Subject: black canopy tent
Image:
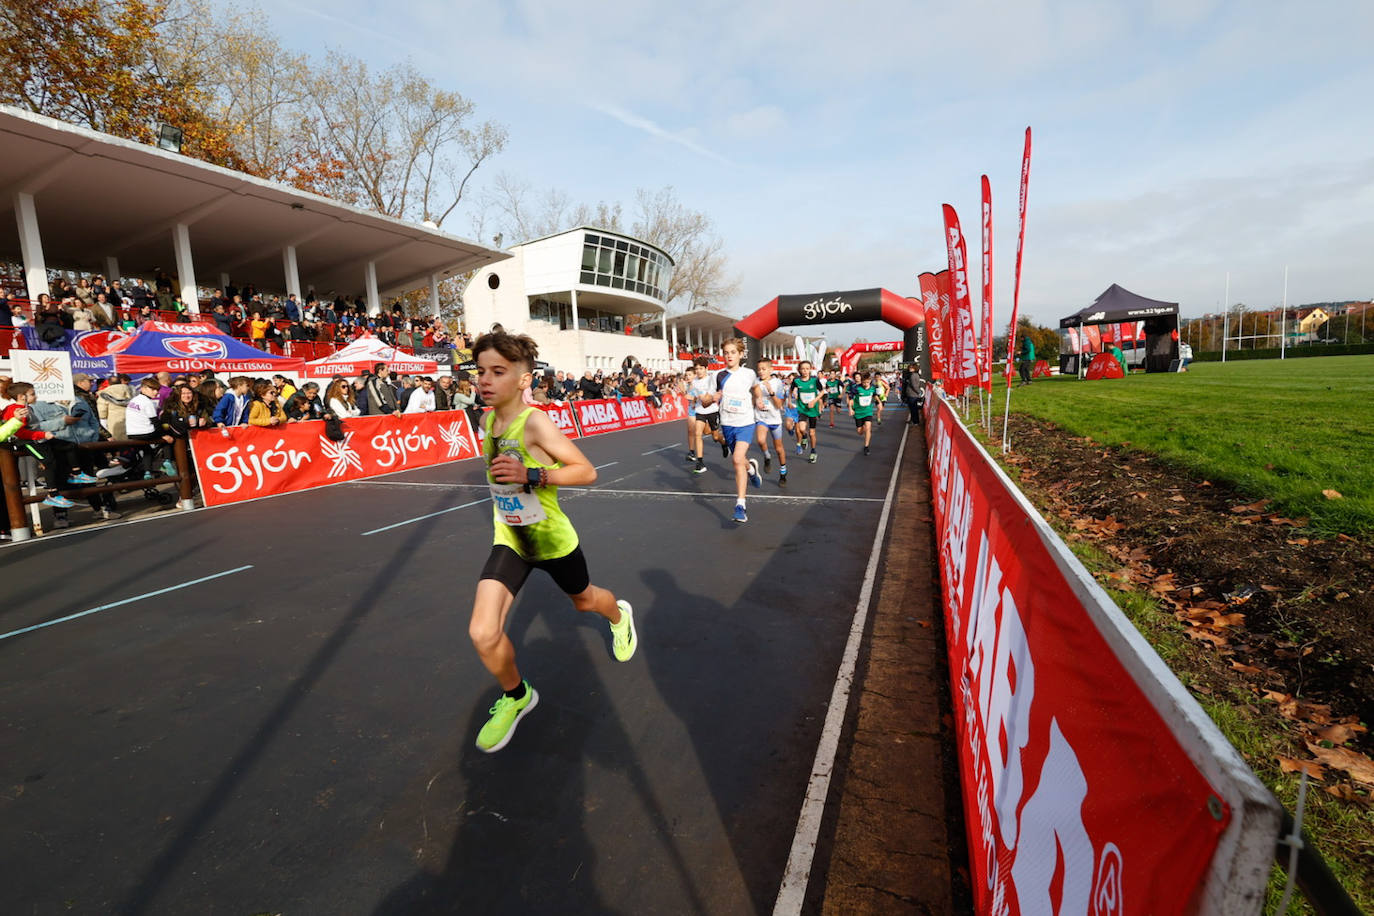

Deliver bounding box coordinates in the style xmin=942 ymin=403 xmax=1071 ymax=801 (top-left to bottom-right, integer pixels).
xmin=1059 ymin=284 xmax=1180 ymax=374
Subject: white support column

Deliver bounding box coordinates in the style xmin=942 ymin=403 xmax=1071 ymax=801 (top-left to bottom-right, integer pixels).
xmin=219 ymin=272 xmax=230 ymax=291
xmin=671 ymin=322 xmax=678 ymax=357
xmin=282 ymin=245 xmax=301 ymax=299
xmin=660 ymin=311 xmax=667 ymax=349
xmin=430 ymin=273 xmax=441 ymax=318
xmin=570 ymin=288 xmax=580 ymax=332
xmin=14 ymin=192 xmax=49 ymax=300
xmin=105 ymin=257 xmax=121 ymax=284
xmin=172 ymin=223 xmax=200 ymax=314
xmin=365 ymin=261 xmax=381 ymax=316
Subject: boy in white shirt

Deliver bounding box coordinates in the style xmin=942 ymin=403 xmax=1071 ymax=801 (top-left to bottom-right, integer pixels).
xmin=712 ymin=338 xmax=764 ymax=523
xmin=126 ymin=376 xmax=169 ymax=478
xmin=752 ymin=358 xmax=788 ymax=485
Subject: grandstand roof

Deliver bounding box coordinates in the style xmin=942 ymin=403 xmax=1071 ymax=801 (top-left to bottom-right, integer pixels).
xmin=0 ymin=106 xmax=508 ymax=298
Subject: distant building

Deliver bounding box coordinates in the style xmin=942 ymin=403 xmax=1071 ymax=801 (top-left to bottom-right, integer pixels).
xmin=462 ymin=227 xmax=676 ymax=373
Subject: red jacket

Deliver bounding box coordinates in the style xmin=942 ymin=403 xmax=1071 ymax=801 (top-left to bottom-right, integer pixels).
xmin=1 ymin=402 xmax=45 ymax=440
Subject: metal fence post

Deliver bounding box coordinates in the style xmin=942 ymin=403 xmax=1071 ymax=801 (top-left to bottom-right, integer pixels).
xmin=0 ymin=447 xmax=34 ymax=541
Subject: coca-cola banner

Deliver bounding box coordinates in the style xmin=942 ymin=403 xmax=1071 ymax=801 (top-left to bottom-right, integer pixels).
xmin=924 ymin=393 xmax=1276 ymax=913
xmin=190 ymin=410 xmax=480 ymax=507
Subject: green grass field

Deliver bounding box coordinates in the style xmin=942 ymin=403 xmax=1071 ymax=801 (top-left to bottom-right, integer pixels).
xmin=999 ymin=355 xmax=1374 ymax=537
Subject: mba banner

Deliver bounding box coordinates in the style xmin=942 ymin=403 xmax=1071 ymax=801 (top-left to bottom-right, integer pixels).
xmin=981 ymin=175 xmax=994 ymax=393
xmin=190 ymin=409 xmax=480 ymax=507
xmin=918 ymin=272 xmax=946 ymax=382
xmin=924 ymin=393 xmax=1277 ymax=914
xmin=943 ymin=204 xmax=978 ymax=396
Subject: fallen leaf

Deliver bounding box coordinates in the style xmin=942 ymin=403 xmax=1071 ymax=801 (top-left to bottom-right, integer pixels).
xmin=1268 ymin=517 xmax=1306 ymax=527
xmin=1169 ymin=494 xmax=1186 ymax=502
xmin=1278 ymin=756 xmax=1327 ymax=780
xmin=1198 ymin=481 xmax=1213 ymax=487
xmin=1184 ymin=628 xmax=1228 ymax=647
xmin=1322 ymin=489 xmax=1343 ymax=500
xmin=1231 ymin=499 xmax=1272 ymax=514
xmin=1231 ymin=662 xmax=1264 ymax=675
xmin=1325 ymin=784 xmax=1363 ymax=801
xmin=1306 ymin=743 xmax=1374 ymax=787
xmin=1316 ymin=723 xmax=1367 ymax=745
xmin=1287 ymin=538 xmax=1311 ymax=546
xmin=1335 ymin=592 xmax=1350 ymax=601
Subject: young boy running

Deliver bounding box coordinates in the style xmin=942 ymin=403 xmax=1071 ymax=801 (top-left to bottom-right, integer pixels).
xmin=851 ymin=370 xmax=877 ymax=456
xmin=824 ymin=371 xmax=843 ymax=427
xmin=687 ymin=357 xmax=722 ymax=474
xmin=752 ymin=358 xmax=788 ymax=485
xmin=714 ymin=339 xmax=764 ymax=522
xmin=790 ymin=361 xmax=823 ymax=463
xmin=470 ymin=331 xmax=637 ymax=752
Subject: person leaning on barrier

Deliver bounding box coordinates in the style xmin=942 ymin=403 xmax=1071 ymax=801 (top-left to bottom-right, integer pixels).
xmin=326 ymin=379 xmax=361 ymax=418
xmin=365 ymin=363 xmax=400 ymax=416
xmin=1 ymin=381 xmax=94 ymax=510
xmin=247 ymin=379 xmax=287 ymax=427
xmin=901 ymin=364 xmax=925 ymax=426
xmin=212 ymin=376 xmax=251 ymax=427
xmin=98 ymin=373 xmax=134 ymax=439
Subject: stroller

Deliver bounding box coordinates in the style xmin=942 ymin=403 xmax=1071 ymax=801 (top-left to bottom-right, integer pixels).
xmin=102 ymin=445 xmax=177 ymax=506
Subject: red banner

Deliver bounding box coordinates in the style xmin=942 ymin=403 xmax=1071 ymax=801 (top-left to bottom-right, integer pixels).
xmin=925 ymin=395 xmax=1238 ymax=914
xmin=981 ymin=175 xmax=994 ymax=393
xmin=190 ymin=409 xmax=480 ymax=507
xmin=936 ymin=269 xmax=954 ymax=387
xmin=539 ymin=401 xmax=580 ymax=438
xmin=943 ymin=204 xmax=978 ymax=396
xmin=918 ymin=272 xmax=946 ymax=382
xmin=1006 ymin=126 xmax=1032 ymax=389
xmin=650 ymin=392 xmax=688 ymax=424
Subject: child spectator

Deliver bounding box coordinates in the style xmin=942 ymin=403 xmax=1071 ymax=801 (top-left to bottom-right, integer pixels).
xmin=212 ymin=376 xmax=251 ymax=427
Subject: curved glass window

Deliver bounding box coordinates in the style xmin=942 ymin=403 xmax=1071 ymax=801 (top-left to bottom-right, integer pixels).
xmin=580 ymin=232 xmax=672 ymax=300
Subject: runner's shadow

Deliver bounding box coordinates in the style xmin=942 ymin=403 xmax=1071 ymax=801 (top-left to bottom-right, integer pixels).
xmin=635 ymin=567 xmax=812 ymax=913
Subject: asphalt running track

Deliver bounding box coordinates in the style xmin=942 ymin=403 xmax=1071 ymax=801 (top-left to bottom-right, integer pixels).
xmin=1 ymin=407 xmax=924 ymax=915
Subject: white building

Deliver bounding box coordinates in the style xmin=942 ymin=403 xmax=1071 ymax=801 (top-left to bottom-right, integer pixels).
xmin=462 ymin=227 xmax=677 ymax=373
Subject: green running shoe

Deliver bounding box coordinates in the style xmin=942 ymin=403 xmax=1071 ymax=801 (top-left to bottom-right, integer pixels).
xmin=610 ymin=600 xmax=637 ymax=662
xmin=476 ymin=682 xmax=538 ymax=753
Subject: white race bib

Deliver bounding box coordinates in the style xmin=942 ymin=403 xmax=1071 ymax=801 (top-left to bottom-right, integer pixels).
xmin=725 ymin=395 xmax=748 ymax=413
xmin=490 ymin=483 xmax=547 ymax=526
xmin=858 ymin=395 xmax=872 ymax=407
xmin=800 ymin=391 xmax=816 ymax=404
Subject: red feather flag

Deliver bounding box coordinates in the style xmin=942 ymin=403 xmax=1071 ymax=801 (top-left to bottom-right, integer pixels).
xmin=942 ymin=204 xmax=978 ymax=396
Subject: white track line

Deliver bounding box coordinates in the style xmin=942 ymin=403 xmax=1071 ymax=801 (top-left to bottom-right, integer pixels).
xmin=353 ymin=481 xmax=883 ymax=503
xmin=640 ymin=444 xmax=680 ymax=455
xmin=360 ymin=497 xmax=491 ymax=536
xmin=0 ymin=565 xmax=255 ymax=643
xmin=772 ymin=425 xmax=909 ymax=914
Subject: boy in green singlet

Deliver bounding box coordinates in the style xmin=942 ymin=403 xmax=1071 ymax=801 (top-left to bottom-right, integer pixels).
xmin=824 ymin=371 xmax=843 ymax=427
xmin=469 ymin=331 xmax=637 ymax=753
xmin=789 ymin=360 xmax=823 ymax=463
xmin=851 ymin=370 xmax=877 ymax=456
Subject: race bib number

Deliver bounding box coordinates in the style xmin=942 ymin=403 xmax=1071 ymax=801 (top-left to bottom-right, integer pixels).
xmin=490 ymin=483 xmax=547 ymax=526
xmin=858 ymin=395 xmax=872 ymax=407
xmin=725 ymin=395 xmax=748 ymax=413
xmin=800 ymin=391 xmax=817 ymax=405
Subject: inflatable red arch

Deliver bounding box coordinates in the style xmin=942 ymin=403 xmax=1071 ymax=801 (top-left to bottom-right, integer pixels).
xmin=732 ymin=288 xmax=928 ymax=377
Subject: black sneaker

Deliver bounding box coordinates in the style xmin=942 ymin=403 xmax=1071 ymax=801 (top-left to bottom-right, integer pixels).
xmin=721 ymin=441 xmax=730 ymax=459
xmin=684 ymin=451 xmax=694 ymax=462
xmin=778 ymin=467 xmax=787 ymax=485
xmin=864 ymin=445 xmax=871 ymax=456
xmin=763 ymin=455 xmax=771 ymax=472
xmin=809 ymin=450 xmax=817 ymax=464
xmin=693 ymin=459 xmax=705 ymax=474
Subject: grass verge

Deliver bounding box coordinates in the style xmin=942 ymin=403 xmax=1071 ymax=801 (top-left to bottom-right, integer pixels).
xmin=994 ymin=356 xmax=1374 ymax=537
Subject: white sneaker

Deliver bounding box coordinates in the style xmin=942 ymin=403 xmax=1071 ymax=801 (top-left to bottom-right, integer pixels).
xmin=96 ymin=466 xmax=125 ymax=479
xmin=101 ymin=508 xmax=123 ymax=520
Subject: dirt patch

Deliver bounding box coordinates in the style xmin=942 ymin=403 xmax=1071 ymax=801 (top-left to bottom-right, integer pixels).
xmin=1001 ymin=415 xmax=1374 ymax=779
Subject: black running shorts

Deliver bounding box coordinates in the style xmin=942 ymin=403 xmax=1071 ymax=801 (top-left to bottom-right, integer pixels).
xmin=696 ymin=411 xmax=720 ymax=431
xmin=854 ymin=415 xmax=872 ymax=429
xmin=480 ymin=544 xmax=591 ymax=596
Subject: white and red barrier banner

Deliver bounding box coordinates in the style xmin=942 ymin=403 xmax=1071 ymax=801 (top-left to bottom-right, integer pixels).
xmin=539 ymin=401 xmax=580 ymax=438
xmin=650 ymin=392 xmax=688 ymax=424
xmin=190 ymin=409 xmax=480 ymax=507
xmin=924 ymin=393 xmax=1256 ymax=914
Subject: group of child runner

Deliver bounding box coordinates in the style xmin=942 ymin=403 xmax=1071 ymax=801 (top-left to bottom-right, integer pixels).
xmin=465 ymin=329 xmax=893 ymax=753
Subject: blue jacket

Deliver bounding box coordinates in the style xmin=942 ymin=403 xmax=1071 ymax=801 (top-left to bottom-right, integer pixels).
xmin=57 ymin=394 xmax=104 ymax=443
xmin=212 ymin=392 xmax=249 ymax=426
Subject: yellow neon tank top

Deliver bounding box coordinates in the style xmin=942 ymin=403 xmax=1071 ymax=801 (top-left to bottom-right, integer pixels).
xmin=484 ymin=407 xmax=579 ymax=561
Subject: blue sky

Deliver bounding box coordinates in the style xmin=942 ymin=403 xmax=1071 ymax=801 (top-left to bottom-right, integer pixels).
xmin=260 ymin=0 xmax=1373 ymax=339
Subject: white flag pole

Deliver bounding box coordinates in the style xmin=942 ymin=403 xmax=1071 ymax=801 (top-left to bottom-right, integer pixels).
xmin=1280 ymin=266 xmax=1288 ymax=360
xmin=1221 ymin=272 xmax=1230 ymax=362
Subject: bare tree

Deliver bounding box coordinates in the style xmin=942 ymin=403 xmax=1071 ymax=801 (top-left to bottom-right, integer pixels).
xmin=630 ymin=187 xmax=738 ymax=309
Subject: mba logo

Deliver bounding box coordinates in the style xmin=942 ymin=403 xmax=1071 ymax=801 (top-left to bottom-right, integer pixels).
xmin=623 ymin=399 xmax=649 ymax=418
xmin=581 ymin=402 xmax=619 ymax=424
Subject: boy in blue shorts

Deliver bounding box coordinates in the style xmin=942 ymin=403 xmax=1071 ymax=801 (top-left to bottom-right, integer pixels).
xmin=706 ymin=338 xmax=764 ymax=522
xmin=752 ymin=357 xmax=789 ymax=485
